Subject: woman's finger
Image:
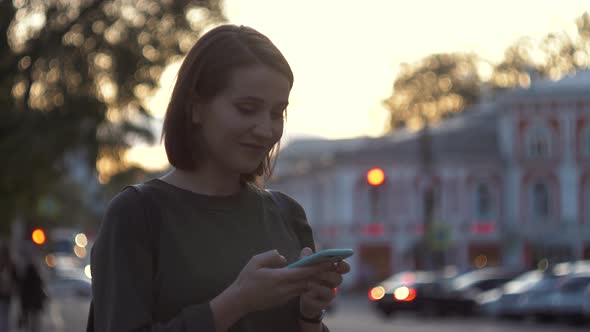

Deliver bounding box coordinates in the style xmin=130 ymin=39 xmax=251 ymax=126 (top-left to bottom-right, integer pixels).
xmin=314 ymin=271 xmax=343 ymax=288
xmin=306 ymin=282 xmax=337 ymax=301
xmin=336 ymin=261 xmax=351 ymax=274
xmin=282 ymin=280 xmax=311 ymax=297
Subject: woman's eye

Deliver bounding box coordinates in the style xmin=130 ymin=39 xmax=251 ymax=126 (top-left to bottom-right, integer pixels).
xmin=237 ymin=105 xmax=257 ymax=114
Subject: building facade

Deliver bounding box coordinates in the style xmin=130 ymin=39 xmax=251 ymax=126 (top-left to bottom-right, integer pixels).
xmin=268 ymin=72 xmax=590 ymax=289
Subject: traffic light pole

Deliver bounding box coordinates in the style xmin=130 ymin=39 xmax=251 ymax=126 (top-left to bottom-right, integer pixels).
xmin=369 ymin=187 xmax=378 ymax=224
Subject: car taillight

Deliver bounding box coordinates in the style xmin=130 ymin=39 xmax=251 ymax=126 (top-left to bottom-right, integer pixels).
xmin=369 ymin=286 xmax=385 ymax=301
xmin=394 ymin=286 xmax=417 ymax=302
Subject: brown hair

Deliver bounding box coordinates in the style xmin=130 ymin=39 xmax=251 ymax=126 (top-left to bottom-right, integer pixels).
xmin=162 ymin=25 xmax=293 ymax=186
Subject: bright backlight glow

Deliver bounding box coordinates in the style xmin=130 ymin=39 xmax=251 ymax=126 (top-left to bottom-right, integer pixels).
xmin=394 ymin=286 xmax=410 ymax=301
xmin=31 ymin=229 xmax=46 ymax=245
xmin=369 ymin=286 xmax=385 ymax=301
xmin=367 ymin=168 xmax=385 ymax=186
xmin=394 ymin=287 xmax=417 ymax=302
xmin=75 ymin=233 xmax=88 ymax=248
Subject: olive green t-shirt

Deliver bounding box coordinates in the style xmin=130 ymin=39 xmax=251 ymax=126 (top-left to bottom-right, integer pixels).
xmin=90 ymin=179 xmax=329 ymax=332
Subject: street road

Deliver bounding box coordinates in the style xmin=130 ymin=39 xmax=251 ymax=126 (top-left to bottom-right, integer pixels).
xmin=324 ymin=293 xmax=588 ymax=332
xmin=32 ymin=288 xmax=588 ymax=332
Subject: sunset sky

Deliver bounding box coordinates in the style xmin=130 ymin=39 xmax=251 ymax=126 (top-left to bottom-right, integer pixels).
xmin=126 ymin=0 xmax=590 ymax=170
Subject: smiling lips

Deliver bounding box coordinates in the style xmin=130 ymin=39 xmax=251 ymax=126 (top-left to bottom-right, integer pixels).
xmin=240 ymin=143 xmax=268 ymax=154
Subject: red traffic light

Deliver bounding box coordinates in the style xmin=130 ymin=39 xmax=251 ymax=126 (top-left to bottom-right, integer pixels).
xmin=367 ymin=168 xmax=385 ymax=186
xmin=31 ymin=228 xmax=46 ymax=245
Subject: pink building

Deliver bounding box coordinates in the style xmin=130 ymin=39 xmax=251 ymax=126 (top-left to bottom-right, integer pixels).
xmin=269 ymin=72 xmax=590 ymax=289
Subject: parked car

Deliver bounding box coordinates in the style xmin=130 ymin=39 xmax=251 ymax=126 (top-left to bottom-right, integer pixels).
xmin=477 ymin=269 xmax=547 ymax=319
xmin=368 ymin=270 xmax=454 ymax=318
xmin=515 ymin=273 xmax=563 ymax=321
xmin=436 ymin=267 xmax=520 ymax=316
xmin=516 ymin=261 xmax=590 ymax=322
xmin=544 ymin=272 xmax=590 ymax=324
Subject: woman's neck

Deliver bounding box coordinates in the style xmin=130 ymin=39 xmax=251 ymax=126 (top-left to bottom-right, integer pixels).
xmin=160 ymin=167 xmax=242 ymax=196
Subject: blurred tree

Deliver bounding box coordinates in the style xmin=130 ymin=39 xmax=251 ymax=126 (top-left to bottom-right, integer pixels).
xmin=540 ymin=13 xmax=590 ymax=79
xmin=384 ymin=12 xmax=590 ymax=133
xmin=382 ymin=53 xmax=482 ymax=132
xmin=490 ymin=12 xmax=590 ymax=91
xmin=0 ymin=0 xmax=225 ymax=233
xmin=489 ymin=37 xmax=542 ymax=92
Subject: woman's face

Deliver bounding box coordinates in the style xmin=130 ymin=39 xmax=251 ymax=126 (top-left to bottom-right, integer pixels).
xmin=193 ymin=64 xmax=290 ymax=176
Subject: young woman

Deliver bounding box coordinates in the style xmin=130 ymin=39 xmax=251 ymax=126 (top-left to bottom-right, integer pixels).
xmin=89 ymin=24 xmax=350 ymax=332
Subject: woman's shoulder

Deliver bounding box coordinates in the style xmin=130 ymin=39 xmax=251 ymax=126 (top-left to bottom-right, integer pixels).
xmin=262 ymin=188 xmax=305 ymax=215
xmin=100 ymin=184 xmax=155 ymax=231
xmin=96 ymin=185 xmax=154 ymax=245
xmin=107 ymin=185 xmax=144 ymax=212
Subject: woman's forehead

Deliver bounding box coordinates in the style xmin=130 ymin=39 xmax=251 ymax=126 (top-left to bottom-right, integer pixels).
xmin=223 ymin=65 xmax=291 ymax=103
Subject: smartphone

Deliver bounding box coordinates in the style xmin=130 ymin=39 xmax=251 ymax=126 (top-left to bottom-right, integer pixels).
xmin=286 ymin=249 xmax=354 ymax=269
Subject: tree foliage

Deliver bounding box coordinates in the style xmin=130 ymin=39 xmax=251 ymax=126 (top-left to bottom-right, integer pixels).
xmin=384 ymin=12 xmax=590 ymax=133
xmin=0 ymin=0 xmax=224 ymax=230
xmin=382 ymin=53 xmax=482 ymax=131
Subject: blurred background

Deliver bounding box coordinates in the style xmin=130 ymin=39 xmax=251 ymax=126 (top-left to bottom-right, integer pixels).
xmin=2 ymin=0 xmax=590 ymax=331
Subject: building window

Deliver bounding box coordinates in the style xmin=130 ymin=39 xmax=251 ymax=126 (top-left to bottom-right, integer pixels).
xmin=531 ymin=182 xmax=550 ymax=220
xmin=474 ymin=184 xmax=493 ymax=220
xmin=526 ymin=125 xmax=552 ymax=158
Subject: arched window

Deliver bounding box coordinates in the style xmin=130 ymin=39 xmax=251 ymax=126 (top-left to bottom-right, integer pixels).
xmin=474 ymin=184 xmax=493 ymax=220
xmin=531 ymin=182 xmax=550 ymax=220
xmin=526 ymin=125 xmax=552 ymax=158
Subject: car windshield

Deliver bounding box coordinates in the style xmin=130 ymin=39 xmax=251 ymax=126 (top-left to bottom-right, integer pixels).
xmin=451 ymin=270 xmax=507 ymax=290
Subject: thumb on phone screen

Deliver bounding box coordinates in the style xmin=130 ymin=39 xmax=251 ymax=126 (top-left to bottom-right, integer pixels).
xmin=299 ymin=247 xmax=313 ymax=259
xmin=255 ymin=249 xmax=287 ymax=268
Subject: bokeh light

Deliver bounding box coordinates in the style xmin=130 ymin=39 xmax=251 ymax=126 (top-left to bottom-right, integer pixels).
xmin=31 ymin=228 xmax=46 ymax=245
xmin=394 ymin=286 xmax=410 ymax=301
xmin=74 ymin=245 xmax=87 ymax=258
xmin=85 ymin=265 xmax=92 ymax=279
xmin=366 ymin=168 xmax=385 ymax=186
xmin=475 ymin=254 xmax=488 ymax=268
xmin=45 ymin=254 xmax=56 ymax=268
xmin=368 ymin=286 xmax=385 ymax=301
xmin=75 ymin=233 xmax=88 ymax=248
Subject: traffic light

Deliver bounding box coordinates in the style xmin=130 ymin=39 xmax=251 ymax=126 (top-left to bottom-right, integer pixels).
xmin=366 ymin=168 xmax=385 ymax=186
xmin=366 ymin=168 xmax=386 ymax=225
xmin=31 ymin=228 xmax=46 ymax=245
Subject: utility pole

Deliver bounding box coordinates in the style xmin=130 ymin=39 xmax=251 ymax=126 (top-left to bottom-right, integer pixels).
xmin=419 ymin=122 xmax=441 ymax=271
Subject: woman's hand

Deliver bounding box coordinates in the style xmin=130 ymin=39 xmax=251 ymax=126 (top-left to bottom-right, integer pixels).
xmin=227 ymin=249 xmax=327 ymax=315
xmin=298 ymin=247 xmax=351 ymax=319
